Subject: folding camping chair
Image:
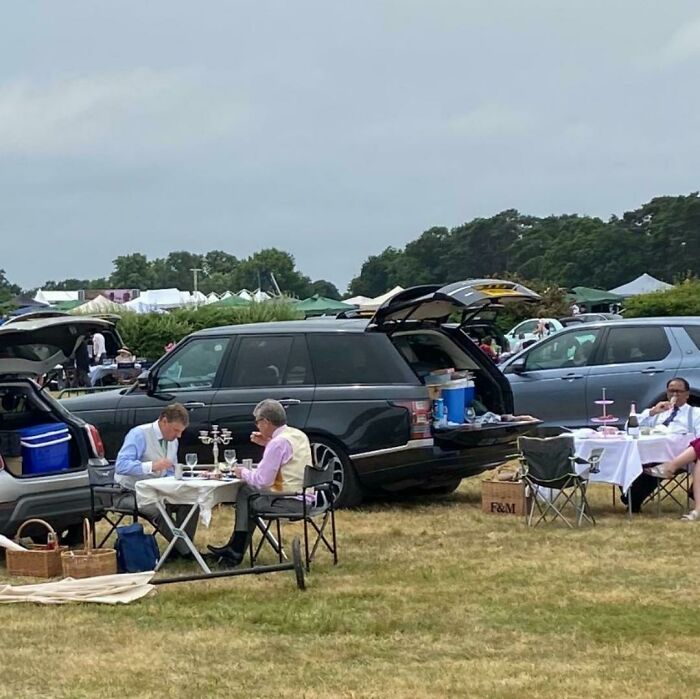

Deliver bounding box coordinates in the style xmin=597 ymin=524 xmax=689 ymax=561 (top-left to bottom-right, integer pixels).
xmin=515 ymin=436 xmax=604 ymax=528
xmin=645 ymin=469 xmax=692 ymax=515
xmin=249 ymin=463 xmax=338 ymax=571
xmin=88 ymin=462 xmax=163 ymax=548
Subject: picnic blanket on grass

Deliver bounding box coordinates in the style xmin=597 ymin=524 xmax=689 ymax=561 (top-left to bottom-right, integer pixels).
xmin=0 ymin=571 xmax=155 ymax=605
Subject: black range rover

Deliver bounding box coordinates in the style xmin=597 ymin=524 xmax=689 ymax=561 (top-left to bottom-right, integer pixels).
xmin=62 ymin=280 xmax=541 ymax=507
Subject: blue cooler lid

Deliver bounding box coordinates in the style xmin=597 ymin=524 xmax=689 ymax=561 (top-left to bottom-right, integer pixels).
xmin=19 ymin=423 xmax=70 ymax=441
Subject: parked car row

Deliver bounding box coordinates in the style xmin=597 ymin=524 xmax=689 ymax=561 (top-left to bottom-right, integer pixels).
xmin=3 ymin=282 xmax=694 ymax=542
xmin=501 ymin=317 xmax=700 ymax=428
xmin=0 ymin=279 xmax=543 ymax=540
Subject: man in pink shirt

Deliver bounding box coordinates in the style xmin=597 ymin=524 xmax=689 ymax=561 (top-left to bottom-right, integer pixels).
xmin=207 ymin=399 xmax=313 ymax=566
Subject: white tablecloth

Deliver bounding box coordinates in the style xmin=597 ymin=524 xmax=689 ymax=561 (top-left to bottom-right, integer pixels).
xmin=572 ymin=432 xmax=691 ymax=492
xmin=135 ymin=476 xmax=242 ymax=527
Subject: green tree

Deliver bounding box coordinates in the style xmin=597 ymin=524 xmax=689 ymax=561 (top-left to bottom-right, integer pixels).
xmin=308 ymin=279 xmax=341 ymax=299
xmin=203 ymin=250 xmax=238 ymax=276
xmin=397 ymin=227 xmax=451 ymax=286
xmin=233 ymin=248 xmax=312 ymax=298
xmin=153 ymin=251 xmax=205 ymax=290
xmin=110 ymin=254 xmax=153 ymax=290
xmin=0 ymin=269 xmax=20 ymax=306
xmin=617 ymin=193 xmax=700 ymax=283
xmin=347 ymin=247 xmax=403 ymax=297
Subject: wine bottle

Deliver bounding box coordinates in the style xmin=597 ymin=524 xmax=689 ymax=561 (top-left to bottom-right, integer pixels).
xmin=627 ymin=402 xmax=640 ymax=439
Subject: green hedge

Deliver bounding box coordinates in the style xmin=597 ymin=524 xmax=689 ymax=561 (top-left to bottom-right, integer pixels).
xmin=112 ymin=301 xmax=303 ymax=359
xmin=623 ymin=279 xmax=700 ymax=318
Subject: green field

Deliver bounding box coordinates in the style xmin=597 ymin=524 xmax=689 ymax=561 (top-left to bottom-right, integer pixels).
xmin=1 ymin=477 xmax=698 ymax=699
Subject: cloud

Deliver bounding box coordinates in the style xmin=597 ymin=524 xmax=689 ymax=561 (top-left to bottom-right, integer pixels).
xmin=659 ymin=15 xmax=700 ymax=66
xmin=0 ymin=69 xmax=248 ymax=157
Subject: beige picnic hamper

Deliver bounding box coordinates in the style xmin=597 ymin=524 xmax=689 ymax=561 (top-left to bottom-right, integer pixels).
xmin=6 ymin=518 xmax=67 ymax=578
xmin=61 ymin=519 xmax=117 ymax=579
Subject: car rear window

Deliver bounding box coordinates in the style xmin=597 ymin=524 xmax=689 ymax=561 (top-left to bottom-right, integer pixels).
xmin=683 ymin=325 xmax=700 ymax=352
xmin=601 ymin=326 xmax=671 ymax=364
xmin=307 ymin=333 xmax=414 ymax=385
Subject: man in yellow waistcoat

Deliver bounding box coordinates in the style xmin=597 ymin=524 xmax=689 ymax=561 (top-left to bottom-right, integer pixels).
xmin=207 ymin=399 xmax=312 ymax=566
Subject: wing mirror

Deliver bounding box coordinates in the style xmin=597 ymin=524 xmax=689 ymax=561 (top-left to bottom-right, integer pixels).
xmin=511 ymin=358 xmax=527 ymax=374
xmin=137 ymin=370 xmax=155 ymax=394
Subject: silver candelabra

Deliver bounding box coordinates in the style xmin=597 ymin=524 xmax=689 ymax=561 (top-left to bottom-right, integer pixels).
xmin=198 ymin=425 xmax=232 ymax=466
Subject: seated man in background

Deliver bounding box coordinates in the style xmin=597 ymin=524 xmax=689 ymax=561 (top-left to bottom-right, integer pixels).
xmin=637 ymin=378 xmax=700 ymax=436
xmin=624 ymin=377 xmax=700 ymax=512
xmin=115 ymin=347 xmax=136 ymax=365
xmin=115 ymin=403 xmax=198 ymax=557
xmin=207 ymin=399 xmax=312 ymax=566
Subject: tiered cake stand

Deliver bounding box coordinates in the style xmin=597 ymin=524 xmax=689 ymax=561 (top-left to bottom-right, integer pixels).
xmin=591 ymin=388 xmax=619 ymax=436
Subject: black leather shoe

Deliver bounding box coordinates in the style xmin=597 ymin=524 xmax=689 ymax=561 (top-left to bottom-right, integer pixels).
xmin=207 ymin=544 xmax=244 ymax=566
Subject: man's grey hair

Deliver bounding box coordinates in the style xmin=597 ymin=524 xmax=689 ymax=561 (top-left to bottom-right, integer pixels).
xmin=253 ymin=399 xmax=287 ymax=427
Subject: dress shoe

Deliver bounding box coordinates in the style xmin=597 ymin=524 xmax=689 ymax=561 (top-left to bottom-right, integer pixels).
xmin=207 ymin=543 xmax=244 ymax=566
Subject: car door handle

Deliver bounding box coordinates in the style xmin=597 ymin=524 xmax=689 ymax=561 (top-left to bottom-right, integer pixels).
xmin=183 ymin=402 xmax=206 ymax=409
xmin=561 ymin=374 xmax=583 ymax=381
xmin=279 ymin=398 xmax=301 ymax=406
xmin=641 ymin=368 xmax=660 ymax=375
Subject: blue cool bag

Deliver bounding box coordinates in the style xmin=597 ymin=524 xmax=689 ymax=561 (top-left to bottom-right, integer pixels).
xmin=115 ymin=523 xmax=160 ymax=572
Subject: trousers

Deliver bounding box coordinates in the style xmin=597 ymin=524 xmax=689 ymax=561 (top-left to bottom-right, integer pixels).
xmin=233 ymin=484 xmax=306 ymax=534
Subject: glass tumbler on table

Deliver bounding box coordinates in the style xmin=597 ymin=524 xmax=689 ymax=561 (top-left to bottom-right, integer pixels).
xmin=222 ymin=449 xmax=237 ymax=476
xmin=185 ymin=452 xmax=198 ymax=476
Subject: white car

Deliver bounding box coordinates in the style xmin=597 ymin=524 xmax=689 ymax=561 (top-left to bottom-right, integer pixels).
xmin=505 ymin=317 xmax=584 ymax=353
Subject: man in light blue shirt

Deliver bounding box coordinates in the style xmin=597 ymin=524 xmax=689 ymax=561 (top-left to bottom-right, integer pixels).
xmin=115 ymin=403 xmax=198 ymax=557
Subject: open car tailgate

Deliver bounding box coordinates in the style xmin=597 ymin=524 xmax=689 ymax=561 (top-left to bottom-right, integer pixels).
xmin=433 ymin=420 xmax=541 ymax=449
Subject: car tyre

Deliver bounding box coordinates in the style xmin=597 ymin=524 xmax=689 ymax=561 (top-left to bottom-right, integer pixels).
xmin=309 ymin=437 xmax=362 ymax=508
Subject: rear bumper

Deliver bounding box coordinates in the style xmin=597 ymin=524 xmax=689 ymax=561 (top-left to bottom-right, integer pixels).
xmin=351 ymin=440 xmax=515 ymax=491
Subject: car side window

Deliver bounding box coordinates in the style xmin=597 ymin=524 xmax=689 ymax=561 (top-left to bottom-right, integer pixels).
xmin=158 ymin=337 xmax=230 ymax=391
xmin=525 ymin=329 xmax=600 ymax=370
xmin=682 ymin=326 xmax=700 ymax=352
xmin=228 ymin=336 xmax=294 ymax=387
xmin=515 ymin=320 xmax=538 ymax=335
xmin=308 ymin=333 xmax=409 ymax=384
xmin=600 ymin=326 xmax=671 ymax=365
xmin=284 ymin=336 xmax=314 ymax=385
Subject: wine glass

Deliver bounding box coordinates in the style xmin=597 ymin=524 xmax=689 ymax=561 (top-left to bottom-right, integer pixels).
xmin=223 ymin=449 xmax=237 ymax=476
xmin=185 ymin=452 xmax=198 ymax=476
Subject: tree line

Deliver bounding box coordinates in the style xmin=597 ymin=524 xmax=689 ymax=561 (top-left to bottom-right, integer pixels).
xmin=347 ymin=193 xmax=700 ymax=297
xmin=41 ymin=248 xmax=341 ymax=300
xmin=4 ymin=192 xmax=699 ymax=302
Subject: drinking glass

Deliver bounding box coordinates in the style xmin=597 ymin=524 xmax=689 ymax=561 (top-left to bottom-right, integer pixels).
xmin=185 ymin=452 xmax=198 ymax=476
xmin=224 ymin=449 xmax=237 ymax=472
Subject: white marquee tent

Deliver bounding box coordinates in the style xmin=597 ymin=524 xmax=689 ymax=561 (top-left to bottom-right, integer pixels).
xmin=70 ymin=294 xmax=124 ymax=314
xmin=609 ymin=274 xmax=673 ymax=297
xmin=359 ymin=286 xmax=405 ymax=312
xmin=34 ymin=290 xmax=81 ymax=305
xmin=343 ymin=295 xmax=372 ymax=306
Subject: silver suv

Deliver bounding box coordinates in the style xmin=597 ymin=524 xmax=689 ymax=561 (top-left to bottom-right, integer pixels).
xmin=0 ymin=316 xmax=116 ymax=541
xmin=500 ymin=317 xmax=700 ymax=429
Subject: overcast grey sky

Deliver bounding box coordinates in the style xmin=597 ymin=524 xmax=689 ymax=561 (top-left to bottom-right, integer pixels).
xmin=2 ymin=1 xmax=699 ymax=292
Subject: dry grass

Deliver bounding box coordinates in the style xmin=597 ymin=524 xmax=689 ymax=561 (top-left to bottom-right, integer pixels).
xmin=1 ymin=476 xmax=699 ymax=699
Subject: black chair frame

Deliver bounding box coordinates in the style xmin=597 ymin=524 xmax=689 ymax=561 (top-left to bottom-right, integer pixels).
xmin=248 ymin=464 xmax=338 ymax=571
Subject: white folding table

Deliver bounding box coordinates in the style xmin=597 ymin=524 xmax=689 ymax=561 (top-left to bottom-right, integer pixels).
xmin=135 ymin=476 xmax=242 ymax=574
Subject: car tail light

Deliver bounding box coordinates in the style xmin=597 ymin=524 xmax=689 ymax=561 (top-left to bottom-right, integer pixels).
xmin=85 ymin=424 xmax=105 ymax=458
xmin=393 ymin=400 xmax=432 ymax=440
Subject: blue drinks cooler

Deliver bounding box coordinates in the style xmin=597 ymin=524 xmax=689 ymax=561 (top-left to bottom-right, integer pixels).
xmin=442 ymin=380 xmax=466 ymax=424
xmin=19 ymin=423 xmax=71 ymax=475
xmin=441 ymin=379 xmax=476 ymax=424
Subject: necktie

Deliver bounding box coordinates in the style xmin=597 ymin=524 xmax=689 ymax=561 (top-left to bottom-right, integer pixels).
xmin=662 ymin=406 xmax=679 ymax=427
xmin=159 ymin=438 xmax=167 ymax=455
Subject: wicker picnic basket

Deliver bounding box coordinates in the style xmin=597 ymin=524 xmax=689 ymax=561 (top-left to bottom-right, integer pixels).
xmin=5 ymin=518 xmax=67 ymax=578
xmin=61 ymin=519 xmax=117 ymax=579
